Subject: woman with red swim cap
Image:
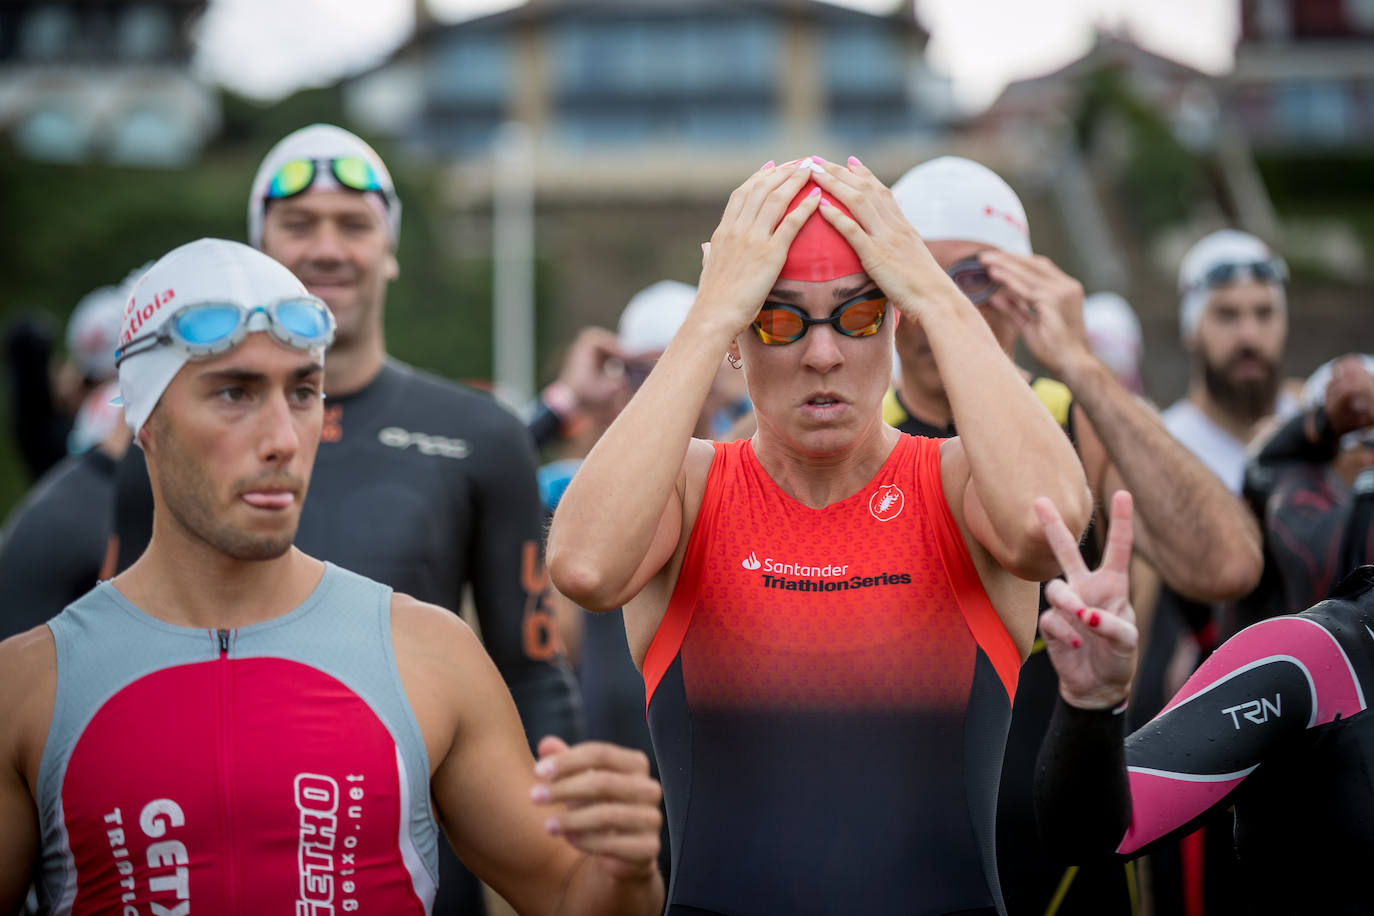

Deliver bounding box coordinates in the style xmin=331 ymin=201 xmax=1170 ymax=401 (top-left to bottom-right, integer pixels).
xmin=548 ymin=157 xmax=1090 ymax=915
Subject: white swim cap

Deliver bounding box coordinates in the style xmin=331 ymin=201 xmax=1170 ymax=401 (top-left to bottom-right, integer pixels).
xmin=117 ymin=239 xmax=313 ymax=437
xmin=66 ymin=287 xmax=126 ymax=383
xmin=891 ymin=156 xmax=1032 ymax=256
xmin=1083 ymin=292 xmax=1144 ymax=393
xmin=1177 ymin=229 xmax=1285 ymax=339
xmin=68 ymin=262 xmax=154 ymax=382
xmin=617 ymin=280 xmax=698 ymax=357
xmin=248 ymin=123 xmax=400 ymax=249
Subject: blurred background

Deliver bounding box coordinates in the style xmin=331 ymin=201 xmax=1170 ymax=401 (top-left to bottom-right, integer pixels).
xmin=1 ymin=0 xmax=1371 ymax=517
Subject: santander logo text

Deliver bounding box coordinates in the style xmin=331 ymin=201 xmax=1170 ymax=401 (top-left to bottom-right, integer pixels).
xmin=741 ymin=552 xmax=850 ymax=577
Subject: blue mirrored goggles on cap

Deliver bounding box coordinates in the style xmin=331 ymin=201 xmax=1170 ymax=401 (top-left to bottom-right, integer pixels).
xmin=114 ymin=297 xmax=336 ymax=366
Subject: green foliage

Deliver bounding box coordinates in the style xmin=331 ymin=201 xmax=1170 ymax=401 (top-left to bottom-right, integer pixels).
xmin=1253 ymin=151 xmax=1374 ymax=254
xmin=1073 ymin=65 xmax=1210 ymax=235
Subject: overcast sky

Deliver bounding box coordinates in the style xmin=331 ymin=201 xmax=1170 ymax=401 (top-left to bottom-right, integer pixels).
xmin=194 ymin=0 xmax=1238 ymax=111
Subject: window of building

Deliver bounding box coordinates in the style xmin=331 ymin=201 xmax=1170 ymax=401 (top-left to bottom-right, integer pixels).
xmin=1276 ymin=79 xmax=1352 ymax=142
xmin=110 ymin=108 xmax=195 ymax=167
xmin=553 ymin=17 xmax=777 ymax=96
xmin=430 ymin=32 xmax=512 ymax=104
xmin=17 ymin=6 xmax=77 ymax=61
xmin=16 ymin=104 xmax=92 ymax=162
xmin=117 ymin=6 xmax=175 ymax=62
xmin=822 ymin=23 xmax=905 ymax=95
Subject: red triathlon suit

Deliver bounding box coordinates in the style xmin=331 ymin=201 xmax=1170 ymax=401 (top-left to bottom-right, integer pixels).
xmin=32 ymin=563 xmax=437 ymax=915
xmin=644 ymin=434 xmax=1021 ymax=916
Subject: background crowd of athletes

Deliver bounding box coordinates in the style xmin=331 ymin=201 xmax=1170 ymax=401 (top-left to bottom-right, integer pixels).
xmin=1 ymin=131 xmax=1372 ymax=916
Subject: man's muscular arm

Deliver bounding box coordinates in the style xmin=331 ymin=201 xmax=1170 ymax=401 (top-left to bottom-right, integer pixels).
xmin=393 ymin=597 xmax=663 ymax=916
xmin=0 ymin=627 xmax=55 ymax=913
xmin=981 ymin=249 xmax=1262 ymax=601
xmin=470 ymin=409 xmax=584 ymax=746
xmin=1067 ymin=366 xmax=1261 ymax=601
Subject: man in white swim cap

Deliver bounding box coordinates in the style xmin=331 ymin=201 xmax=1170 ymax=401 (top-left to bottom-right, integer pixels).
xmin=889 ymin=156 xmax=1265 ymax=916
xmin=0 ymin=237 xmax=666 ymax=916
xmin=1160 ymin=228 xmax=1302 ymax=494
xmin=889 ymin=156 xmax=1260 ymax=601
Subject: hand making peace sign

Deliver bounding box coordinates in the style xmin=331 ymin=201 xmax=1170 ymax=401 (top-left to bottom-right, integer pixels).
xmin=1034 ymin=491 xmax=1139 ymax=710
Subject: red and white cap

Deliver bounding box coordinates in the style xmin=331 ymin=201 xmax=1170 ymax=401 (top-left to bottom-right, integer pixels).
xmin=890 ymin=156 xmax=1032 ymax=256
xmin=117 ymin=238 xmax=312 ymax=437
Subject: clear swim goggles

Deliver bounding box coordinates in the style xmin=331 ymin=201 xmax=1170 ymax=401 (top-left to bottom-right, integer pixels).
xmin=114 ymin=297 xmax=336 ymax=366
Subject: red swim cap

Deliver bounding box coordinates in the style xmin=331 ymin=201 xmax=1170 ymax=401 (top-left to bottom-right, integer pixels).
xmin=777 ymin=174 xmax=865 ymax=283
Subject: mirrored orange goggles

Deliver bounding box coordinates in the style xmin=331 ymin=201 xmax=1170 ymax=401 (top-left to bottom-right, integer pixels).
xmin=752 ymin=289 xmax=888 ymax=345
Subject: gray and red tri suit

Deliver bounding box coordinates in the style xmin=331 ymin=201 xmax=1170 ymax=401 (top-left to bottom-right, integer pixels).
xmin=33 ymin=564 xmax=437 ymax=915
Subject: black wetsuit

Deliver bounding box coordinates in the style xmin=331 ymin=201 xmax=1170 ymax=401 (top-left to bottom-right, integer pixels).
xmin=5 ymin=314 xmax=73 ymax=481
xmin=0 ymin=448 xmax=116 ymax=641
xmin=112 ymin=359 xmax=583 ymax=915
xmin=1241 ymin=408 xmax=1374 ymax=624
xmin=887 ymin=385 xmax=1130 ymax=916
xmin=1037 ymin=566 xmax=1374 ymax=915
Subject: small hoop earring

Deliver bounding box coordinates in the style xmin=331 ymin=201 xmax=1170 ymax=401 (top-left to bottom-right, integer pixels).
xmin=728 ymin=355 xmax=742 ymax=370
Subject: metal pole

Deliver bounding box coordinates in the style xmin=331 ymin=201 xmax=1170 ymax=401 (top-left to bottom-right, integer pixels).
xmin=492 ymin=120 xmax=535 ymax=408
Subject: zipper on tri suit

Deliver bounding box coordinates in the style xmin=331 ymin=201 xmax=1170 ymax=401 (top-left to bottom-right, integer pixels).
xmin=214 ymin=628 xmax=239 ymax=912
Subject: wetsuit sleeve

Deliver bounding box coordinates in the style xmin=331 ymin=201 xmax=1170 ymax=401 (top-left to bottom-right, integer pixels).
xmin=468 ymin=411 xmax=585 ymax=747
xmin=111 ymin=445 xmax=155 ymax=573
xmin=5 ymin=314 xmax=71 ymax=481
xmin=1253 ymin=408 xmax=1341 ymax=468
xmin=525 ymin=396 xmax=564 ymax=451
xmin=1245 ymin=408 xmax=1365 ymax=611
xmin=1036 ymin=611 xmax=1367 ymax=859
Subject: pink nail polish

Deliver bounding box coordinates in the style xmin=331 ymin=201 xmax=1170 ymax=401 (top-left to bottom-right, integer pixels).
xmin=530 ymin=784 xmax=549 ymax=803
xmin=807 ymin=187 xmax=821 ymax=198
xmin=545 ymin=817 xmax=561 ymax=836
xmin=1072 ymin=639 xmax=1082 ymax=649
xmin=848 ymin=155 xmax=862 ymax=167
xmin=762 ymin=160 xmax=775 ymax=169
xmin=1088 ymin=611 xmax=1101 ymax=628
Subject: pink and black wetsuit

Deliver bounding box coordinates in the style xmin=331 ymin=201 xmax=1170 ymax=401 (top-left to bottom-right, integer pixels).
xmin=33 ymin=563 xmax=438 ymax=915
xmin=1036 ymin=566 xmax=1374 ymax=915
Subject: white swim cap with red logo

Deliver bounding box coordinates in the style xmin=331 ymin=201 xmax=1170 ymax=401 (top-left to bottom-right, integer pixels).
xmin=890 ymin=156 xmax=1032 ymax=256
xmin=117 ymin=238 xmax=313 ymax=437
